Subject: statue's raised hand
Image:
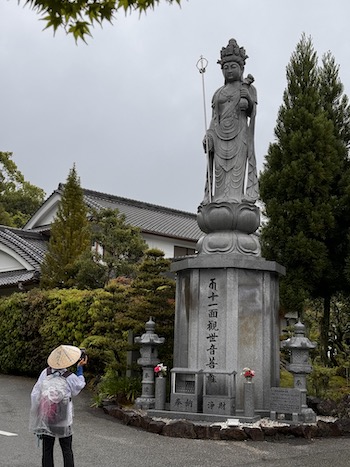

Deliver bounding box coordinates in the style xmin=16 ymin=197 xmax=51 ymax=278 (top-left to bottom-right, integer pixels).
xmin=203 ymin=133 xmax=214 ymax=153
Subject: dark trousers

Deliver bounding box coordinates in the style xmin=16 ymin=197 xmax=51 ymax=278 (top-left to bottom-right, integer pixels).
xmin=42 ymin=435 xmax=74 ymax=467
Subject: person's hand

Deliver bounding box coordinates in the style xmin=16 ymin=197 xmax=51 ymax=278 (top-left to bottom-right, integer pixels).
xmin=78 ymin=356 xmax=88 ymax=367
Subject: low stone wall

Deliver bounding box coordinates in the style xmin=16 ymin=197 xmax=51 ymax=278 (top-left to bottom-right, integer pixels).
xmin=102 ymin=404 xmax=350 ymax=441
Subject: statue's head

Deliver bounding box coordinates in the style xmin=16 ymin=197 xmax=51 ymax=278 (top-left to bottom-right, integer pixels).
xmin=217 ymin=38 xmax=248 ymax=70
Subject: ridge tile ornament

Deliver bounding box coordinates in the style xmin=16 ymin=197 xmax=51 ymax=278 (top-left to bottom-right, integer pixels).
xmin=197 ymin=38 xmax=260 ymax=256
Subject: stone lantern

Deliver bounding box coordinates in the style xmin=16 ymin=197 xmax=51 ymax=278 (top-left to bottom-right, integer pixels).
xmin=282 ymin=320 xmax=317 ymax=422
xmin=134 ymin=317 xmax=165 ymax=409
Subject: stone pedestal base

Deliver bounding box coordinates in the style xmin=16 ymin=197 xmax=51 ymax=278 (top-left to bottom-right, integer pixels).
xmin=197 ymin=231 xmax=261 ymax=256
xmin=197 ymin=201 xmax=260 ymax=234
xmin=171 ymin=253 xmax=285 ymax=412
xmin=196 ymin=201 xmax=261 ymax=256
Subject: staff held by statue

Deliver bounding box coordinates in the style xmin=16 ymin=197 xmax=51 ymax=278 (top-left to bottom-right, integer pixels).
xmin=196 ymin=55 xmax=212 ymax=204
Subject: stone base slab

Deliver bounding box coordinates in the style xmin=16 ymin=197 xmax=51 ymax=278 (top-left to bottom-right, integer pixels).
xmin=102 ymin=403 xmax=348 ymax=440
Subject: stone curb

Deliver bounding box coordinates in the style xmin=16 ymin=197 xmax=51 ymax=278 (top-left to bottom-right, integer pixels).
xmin=102 ymin=405 xmax=350 ymax=441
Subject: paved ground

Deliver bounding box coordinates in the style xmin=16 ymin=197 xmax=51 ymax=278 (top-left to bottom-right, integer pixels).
xmin=1 ymin=373 xmax=350 ymax=466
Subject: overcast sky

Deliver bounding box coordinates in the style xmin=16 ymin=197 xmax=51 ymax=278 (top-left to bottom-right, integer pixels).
xmin=1 ymin=0 xmax=350 ymax=213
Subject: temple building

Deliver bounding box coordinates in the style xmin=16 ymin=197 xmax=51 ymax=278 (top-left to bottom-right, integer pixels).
xmin=0 ymin=184 xmax=201 ymax=295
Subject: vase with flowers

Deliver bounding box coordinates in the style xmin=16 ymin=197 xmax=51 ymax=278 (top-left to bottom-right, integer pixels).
xmin=154 ymin=363 xmax=167 ymax=410
xmin=154 ymin=363 xmax=167 ymax=378
xmin=241 ymin=367 xmax=255 ymax=382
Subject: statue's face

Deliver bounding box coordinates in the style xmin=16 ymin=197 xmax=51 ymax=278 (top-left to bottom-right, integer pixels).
xmin=222 ymin=61 xmax=242 ymax=82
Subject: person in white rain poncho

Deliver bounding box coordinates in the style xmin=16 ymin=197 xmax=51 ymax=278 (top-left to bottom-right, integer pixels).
xmin=30 ymin=345 xmax=88 ymax=467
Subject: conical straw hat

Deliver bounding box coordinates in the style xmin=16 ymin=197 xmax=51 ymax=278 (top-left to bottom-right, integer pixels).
xmin=47 ymin=345 xmax=81 ymax=370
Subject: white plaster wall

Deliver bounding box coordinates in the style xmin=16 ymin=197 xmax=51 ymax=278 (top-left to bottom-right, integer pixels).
xmin=0 ymin=246 xmax=33 ymax=272
xmin=142 ymin=233 xmax=197 ymax=258
xmin=24 ymin=193 xmax=60 ymax=229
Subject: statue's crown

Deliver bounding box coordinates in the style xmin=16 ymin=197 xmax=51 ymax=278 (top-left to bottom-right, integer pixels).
xmin=218 ymin=38 xmax=248 ymax=67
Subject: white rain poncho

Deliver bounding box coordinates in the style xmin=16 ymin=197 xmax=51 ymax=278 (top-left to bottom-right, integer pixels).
xmin=30 ymin=367 xmax=85 ymax=438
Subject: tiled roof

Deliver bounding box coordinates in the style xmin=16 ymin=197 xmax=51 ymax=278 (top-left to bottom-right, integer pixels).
xmin=0 ymin=227 xmax=47 ymax=267
xmin=0 ymin=226 xmax=47 ymax=284
xmin=75 ymin=187 xmax=203 ymax=241
xmin=0 ymin=188 xmax=202 ymax=291
xmin=27 ymin=185 xmax=203 ymax=241
xmin=0 ymin=269 xmax=40 ymax=287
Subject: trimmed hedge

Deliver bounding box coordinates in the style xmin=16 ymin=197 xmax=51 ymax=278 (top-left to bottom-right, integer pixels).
xmin=0 ymin=287 xmax=123 ymax=376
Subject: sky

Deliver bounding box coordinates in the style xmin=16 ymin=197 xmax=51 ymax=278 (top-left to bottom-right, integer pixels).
xmin=1 ymin=0 xmax=350 ymax=214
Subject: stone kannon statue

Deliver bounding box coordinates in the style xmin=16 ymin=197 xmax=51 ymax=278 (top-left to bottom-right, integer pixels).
xmin=197 ymin=39 xmax=261 ymax=256
xmin=203 ymin=38 xmax=258 ymax=205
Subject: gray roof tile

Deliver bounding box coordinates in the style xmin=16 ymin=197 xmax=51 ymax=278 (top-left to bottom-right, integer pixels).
xmin=0 ymin=188 xmax=202 ymax=290
xmin=0 ymin=269 xmax=40 ymax=287
xmin=81 ymin=188 xmax=203 ymax=241
xmin=0 ymin=227 xmax=47 ymax=269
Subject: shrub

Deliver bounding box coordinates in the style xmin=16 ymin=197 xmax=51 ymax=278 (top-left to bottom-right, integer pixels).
xmin=93 ymin=369 xmax=141 ymax=406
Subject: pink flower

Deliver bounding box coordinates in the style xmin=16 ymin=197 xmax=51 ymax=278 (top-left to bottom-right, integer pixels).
xmin=241 ymin=367 xmax=255 ymax=378
xmin=154 ymin=363 xmax=167 ymax=376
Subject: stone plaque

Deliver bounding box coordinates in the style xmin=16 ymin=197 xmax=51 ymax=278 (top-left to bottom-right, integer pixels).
xmin=270 ymin=388 xmax=302 ymax=413
xmin=203 ymin=396 xmax=235 ymax=416
xmin=170 ymin=394 xmax=202 ymax=413
xmin=198 ymin=270 xmax=227 ymax=371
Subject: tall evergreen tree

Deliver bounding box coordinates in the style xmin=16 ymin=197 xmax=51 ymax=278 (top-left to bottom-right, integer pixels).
xmin=317 ymin=51 xmax=350 ymax=361
xmin=260 ymin=35 xmax=350 ymax=363
xmin=40 ymin=165 xmax=91 ymax=289
xmin=319 ymin=52 xmax=350 ymax=150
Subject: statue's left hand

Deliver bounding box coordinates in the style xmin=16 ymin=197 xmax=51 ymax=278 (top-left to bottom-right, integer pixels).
xmin=240 ymin=87 xmax=251 ymax=102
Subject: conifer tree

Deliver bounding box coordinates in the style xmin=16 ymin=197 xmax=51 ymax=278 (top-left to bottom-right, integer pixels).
xmin=122 ymin=249 xmax=176 ymax=366
xmin=92 ymin=208 xmax=147 ymax=282
xmin=260 ymin=35 xmax=350 ymax=363
xmin=316 ymin=51 xmax=350 ymax=361
xmin=74 ymin=208 xmax=147 ymax=289
xmin=319 ymin=51 xmax=350 ymax=150
xmin=40 ymin=165 xmax=91 ymax=289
